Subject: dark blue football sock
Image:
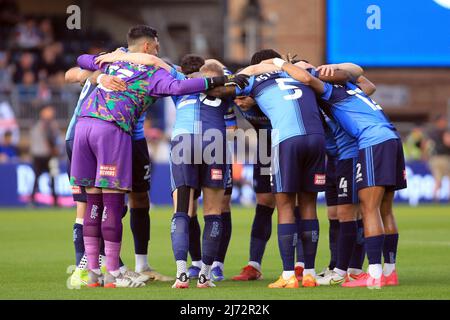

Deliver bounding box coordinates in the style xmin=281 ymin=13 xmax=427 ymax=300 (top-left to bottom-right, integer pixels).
xmin=349 ymin=219 xmax=365 ymax=269
xmin=328 ymin=219 xmax=339 ymax=270
xmin=249 ymin=204 xmax=274 ymax=264
xmin=189 ymin=215 xmax=202 ymax=261
xmin=301 ymin=219 xmax=320 ymax=270
xmin=277 ymin=223 xmax=297 ymax=271
xmin=130 ymin=208 xmax=150 ymax=255
xmin=202 ymin=215 xmax=223 ymax=265
xmin=171 ymin=212 xmax=190 ymax=261
xmin=383 ymin=233 xmax=399 ymax=264
xmin=73 ymin=223 xmax=84 ymax=266
xmin=365 ymin=235 xmax=385 ymax=265
xmin=336 ymin=221 xmax=357 ymax=271
xmin=215 ymin=212 xmax=231 ymax=263
xmin=294 ymin=207 xmax=304 ymax=263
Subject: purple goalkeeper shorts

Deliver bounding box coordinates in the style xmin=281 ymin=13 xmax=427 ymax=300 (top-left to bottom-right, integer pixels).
xmin=70 ymin=117 xmax=132 ymax=191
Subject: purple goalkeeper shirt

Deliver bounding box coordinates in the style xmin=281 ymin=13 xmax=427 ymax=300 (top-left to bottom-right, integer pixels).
xmin=77 ymin=54 xmax=208 ymax=134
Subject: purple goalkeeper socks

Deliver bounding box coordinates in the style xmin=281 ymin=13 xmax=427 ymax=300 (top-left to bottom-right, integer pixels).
xmin=101 ymin=193 xmax=125 ymax=272
xmin=83 ymin=193 xmax=103 ymax=270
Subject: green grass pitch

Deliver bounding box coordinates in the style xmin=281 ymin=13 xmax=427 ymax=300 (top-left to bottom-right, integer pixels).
xmin=0 ymin=205 xmax=449 ymax=300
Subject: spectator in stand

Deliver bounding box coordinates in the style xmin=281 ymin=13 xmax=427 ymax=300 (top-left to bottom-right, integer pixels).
xmin=17 ymin=70 xmax=38 ymax=103
xmin=0 ymin=100 xmax=19 ymax=145
xmin=404 ymin=125 xmax=429 ymax=162
xmin=39 ymin=19 xmax=54 ymax=46
xmin=38 ymin=44 xmax=65 ymax=85
xmin=13 ymin=51 xmax=37 ymax=83
xmin=428 ymin=114 xmax=450 ymax=201
xmin=0 ymin=50 xmax=13 ymax=90
xmin=0 ymin=0 xmax=20 ymax=47
xmin=13 ymin=17 xmax=43 ymax=49
xmin=0 ymin=130 xmax=18 ymax=163
xmin=29 ymin=105 xmax=60 ymax=207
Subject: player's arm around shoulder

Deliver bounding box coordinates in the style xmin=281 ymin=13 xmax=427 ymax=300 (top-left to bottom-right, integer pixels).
xmin=316 ymin=62 xmax=363 ymax=84
xmin=237 ymin=63 xmax=281 ymax=76
xmin=356 ymin=76 xmax=377 ymax=96
xmin=94 ymin=52 xmax=172 ymax=72
xmin=64 ymin=67 xmax=92 ymax=85
xmin=270 ymin=58 xmax=326 ymax=94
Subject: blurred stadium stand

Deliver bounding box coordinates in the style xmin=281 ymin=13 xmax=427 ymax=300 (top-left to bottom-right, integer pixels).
xmin=1 ymin=0 xmax=449 ymax=136
xmin=0 ymin=1 xmax=449 ymax=206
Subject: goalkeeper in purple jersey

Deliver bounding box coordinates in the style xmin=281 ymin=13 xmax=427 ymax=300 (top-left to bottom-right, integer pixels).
xmin=70 ymin=25 xmax=249 ymax=288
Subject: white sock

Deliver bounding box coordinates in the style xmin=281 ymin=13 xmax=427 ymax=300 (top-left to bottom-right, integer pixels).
xmin=347 ymin=268 xmax=363 ymax=275
xmin=75 ymin=218 xmax=84 ymax=225
xmin=191 ymin=260 xmax=202 ymax=268
xmin=176 ymin=260 xmax=187 ymax=277
xmin=212 ymin=261 xmax=224 ymax=271
xmin=135 ymin=254 xmax=149 ymax=272
xmin=200 ymin=263 xmax=211 ymax=279
xmin=368 ymin=264 xmax=382 ymax=279
xmin=295 ymin=262 xmax=305 ymax=268
xmin=110 ymin=269 xmax=121 ymax=277
xmin=282 ymin=270 xmax=295 ymax=280
xmin=119 ymin=265 xmax=128 ymax=274
xmin=303 ymin=268 xmax=316 ymax=277
xmin=333 ymin=268 xmax=347 ymax=277
xmin=78 ymin=254 xmax=88 ymax=270
xmin=383 ymin=263 xmax=396 ymax=276
xmin=248 ymin=261 xmax=261 ymax=271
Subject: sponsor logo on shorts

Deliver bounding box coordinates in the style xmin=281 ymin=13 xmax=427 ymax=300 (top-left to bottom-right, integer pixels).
xmin=314 ymin=174 xmax=326 ymax=185
xmin=71 ymin=186 xmax=81 ymax=194
xmin=100 ymin=165 xmax=117 ymax=177
xmin=211 ymin=169 xmax=223 ymax=181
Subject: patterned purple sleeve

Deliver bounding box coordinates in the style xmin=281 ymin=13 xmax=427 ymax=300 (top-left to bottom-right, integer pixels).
xmin=148 ymin=68 xmax=207 ymax=97
xmin=77 ymin=54 xmax=101 ymax=71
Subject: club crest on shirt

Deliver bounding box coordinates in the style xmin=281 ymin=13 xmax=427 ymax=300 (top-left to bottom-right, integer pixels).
xmin=211 ymin=169 xmax=223 ymax=181
xmin=100 ymin=165 xmax=117 ymax=177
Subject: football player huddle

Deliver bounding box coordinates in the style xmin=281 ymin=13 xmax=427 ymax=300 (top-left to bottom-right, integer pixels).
xmin=65 ymin=25 xmax=405 ymax=289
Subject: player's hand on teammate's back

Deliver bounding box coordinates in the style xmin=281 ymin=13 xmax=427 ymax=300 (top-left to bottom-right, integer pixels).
xmin=99 ymin=75 xmax=127 ymax=91
xmin=224 ymin=74 xmax=250 ymax=90
xmin=316 ymin=64 xmax=339 ymax=77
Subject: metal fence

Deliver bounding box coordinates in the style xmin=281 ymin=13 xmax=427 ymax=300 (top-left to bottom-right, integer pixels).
xmin=0 ymin=84 xmax=82 ymax=129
